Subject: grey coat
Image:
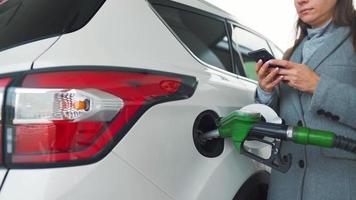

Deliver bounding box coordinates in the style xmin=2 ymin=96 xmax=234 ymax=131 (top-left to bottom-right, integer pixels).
xmin=257 ymin=26 xmax=356 ymax=200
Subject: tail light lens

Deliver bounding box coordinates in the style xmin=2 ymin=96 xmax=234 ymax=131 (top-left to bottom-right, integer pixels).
xmin=0 ymin=68 xmax=196 ymax=168
xmin=0 ymin=78 xmax=13 ymax=165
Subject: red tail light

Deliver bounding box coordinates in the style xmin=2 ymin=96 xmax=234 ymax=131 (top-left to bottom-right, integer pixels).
xmin=0 ymin=78 xmax=13 ymax=165
xmin=1 ymin=67 xmax=197 ymax=168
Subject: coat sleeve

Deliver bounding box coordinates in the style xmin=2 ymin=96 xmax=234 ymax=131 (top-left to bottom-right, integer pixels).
xmin=255 ymin=86 xmax=279 ymax=112
xmin=310 ymin=73 xmax=356 ymax=129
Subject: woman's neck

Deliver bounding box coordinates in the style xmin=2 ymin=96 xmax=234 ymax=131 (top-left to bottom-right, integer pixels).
xmin=311 ymin=18 xmax=333 ymax=29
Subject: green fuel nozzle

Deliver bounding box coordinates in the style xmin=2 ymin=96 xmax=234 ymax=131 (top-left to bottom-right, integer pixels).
xmin=202 ymin=109 xmax=356 ymax=173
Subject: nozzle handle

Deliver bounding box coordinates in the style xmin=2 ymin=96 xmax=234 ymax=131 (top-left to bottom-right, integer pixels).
xmin=240 ymin=136 xmax=291 ymax=173
xmin=249 ymin=122 xmax=289 ymax=140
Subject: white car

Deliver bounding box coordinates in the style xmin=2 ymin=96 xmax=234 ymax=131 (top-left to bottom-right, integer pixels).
xmin=0 ymin=0 xmax=283 ymax=199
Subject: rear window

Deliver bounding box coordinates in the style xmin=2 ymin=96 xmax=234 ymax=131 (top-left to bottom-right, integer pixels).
xmin=231 ymin=26 xmax=272 ymax=80
xmin=152 ymin=5 xmax=233 ymax=72
xmin=0 ymin=0 xmax=106 ymax=51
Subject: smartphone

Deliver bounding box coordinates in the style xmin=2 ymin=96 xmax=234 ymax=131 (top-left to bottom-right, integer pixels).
xmin=247 ymin=48 xmax=278 ymax=67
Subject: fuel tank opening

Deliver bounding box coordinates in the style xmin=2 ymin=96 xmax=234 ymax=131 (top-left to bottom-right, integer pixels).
xmin=193 ymin=110 xmax=224 ymax=158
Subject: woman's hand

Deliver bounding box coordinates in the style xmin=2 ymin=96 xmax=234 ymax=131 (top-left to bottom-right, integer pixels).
xmin=256 ymin=59 xmax=283 ymax=93
xmin=268 ymin=59 xmax=320 ymax=94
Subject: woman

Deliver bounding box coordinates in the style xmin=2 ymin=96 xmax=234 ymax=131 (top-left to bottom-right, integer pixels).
xmin=255 ymin=0 xmax=356 ymax=199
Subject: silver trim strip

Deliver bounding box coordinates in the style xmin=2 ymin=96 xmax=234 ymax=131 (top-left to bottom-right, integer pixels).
xmin=286 ymin=126 xmax=294 ymax=140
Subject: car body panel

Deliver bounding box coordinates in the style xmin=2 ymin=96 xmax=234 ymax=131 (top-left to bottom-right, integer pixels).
xmin=0 ymin=153 xmax=173 ymax=200
xmin=114 ymin=104 xmax=258 ymax=200
xmin=0 ymin=169 xmax=7 ymax=185
xmin=0 ymin=37 xmax=59 ymax=74
xmin=28 ymin=2 xmax=257 ymax=199
xmin=111 ymin=59 xmax=260 ymax=199
xmin=0 ymin=0 xmax=276 ymax=199
xmin=32 ymin=0 xmax=205 ymax=77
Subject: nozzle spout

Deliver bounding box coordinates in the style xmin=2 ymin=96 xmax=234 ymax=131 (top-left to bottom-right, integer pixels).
xmin=200 ymin=129 xmax=220 ymax=142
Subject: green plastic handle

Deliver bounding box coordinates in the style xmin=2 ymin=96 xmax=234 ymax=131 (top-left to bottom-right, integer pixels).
xmin=218 ymin=111 xmax=261 ymax=152
xmin=293 ymin=127 xmax=335 ymax=148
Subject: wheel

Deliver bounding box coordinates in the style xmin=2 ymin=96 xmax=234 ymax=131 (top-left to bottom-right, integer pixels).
xmin=233 ymin=171 xmax=270 ymax=200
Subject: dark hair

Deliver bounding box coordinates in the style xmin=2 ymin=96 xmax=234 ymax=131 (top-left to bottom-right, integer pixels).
xmin=285 ymin=0 xmax=356 ymax=60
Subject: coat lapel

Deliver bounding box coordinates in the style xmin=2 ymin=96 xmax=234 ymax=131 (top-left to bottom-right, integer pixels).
xmin=306 ymin=26 xmax=351 ymax=71
xmin=285 ymin=26 xmax=351 ymax=123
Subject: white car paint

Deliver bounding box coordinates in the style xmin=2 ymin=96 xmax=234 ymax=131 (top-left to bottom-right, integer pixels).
xmin=0 ymin=37 xmax=59 ymax=74
xmin=33 ymin=0 xmax=202 ymax=76
xmin=1 ymin=153 xmax=173 ymax=200
xmin=0 ymin=0 xmax=274 ymax=199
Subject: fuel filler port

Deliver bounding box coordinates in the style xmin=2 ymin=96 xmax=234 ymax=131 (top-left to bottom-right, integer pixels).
xmin=193 ymin=110 xmax=224 ymax=157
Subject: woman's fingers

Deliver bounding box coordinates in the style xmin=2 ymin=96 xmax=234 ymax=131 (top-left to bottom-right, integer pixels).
xmin=282 ymin=75 xmax=297 ymax=88
xmin=269 ymin=59 xmax=292 ymax=69
xmin=262 ymin=67 xmax=280 ymax=85
xmin=255 ymin=59 xmax=263 ymax=73
xmin=257 ymin=61 xmax=270 ymax=79
xmin=266 ymin=75 xmax=283 ymax=89
xmin=256 ymin=59 xmax=294 ymax=92
xmin=259 ymin=66 xmax=281 ymax=92
xmin=277 ymin=68 xmax=294 ymax=76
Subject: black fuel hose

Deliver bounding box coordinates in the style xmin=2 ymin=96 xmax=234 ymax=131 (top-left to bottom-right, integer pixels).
xmin=333 ymin=135 xmax=356 ymax=154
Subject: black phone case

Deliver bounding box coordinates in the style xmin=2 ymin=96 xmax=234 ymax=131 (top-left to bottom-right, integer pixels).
xmin=247 ymin=48 xmax=275 ymax=63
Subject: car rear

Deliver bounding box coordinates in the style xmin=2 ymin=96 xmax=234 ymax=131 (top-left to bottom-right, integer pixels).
xmin=0 ymin=0 xmax=265 ymax=199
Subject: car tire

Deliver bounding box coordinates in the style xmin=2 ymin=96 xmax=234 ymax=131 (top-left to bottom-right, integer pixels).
xmin=233 ymin=171 xmax=270 ymax=200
